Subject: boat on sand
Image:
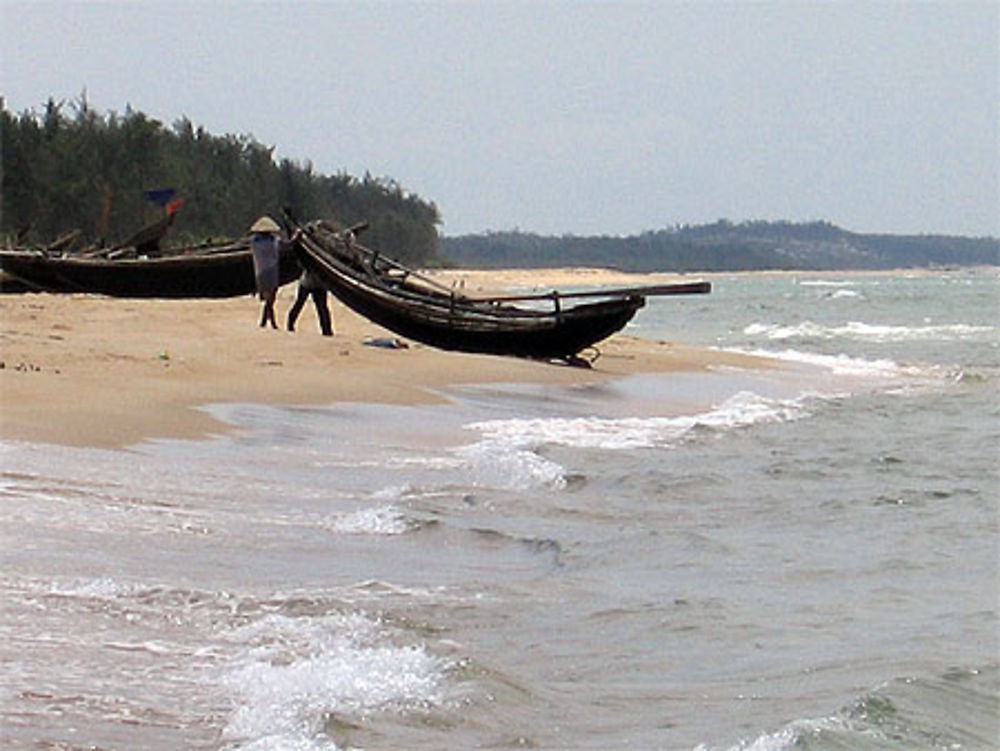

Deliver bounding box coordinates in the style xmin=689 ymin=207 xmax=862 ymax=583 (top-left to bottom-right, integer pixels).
xmin=288 ymin=213 xmax=711 ymax=364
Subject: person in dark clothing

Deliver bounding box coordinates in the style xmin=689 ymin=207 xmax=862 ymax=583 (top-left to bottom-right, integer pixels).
xmin=287 ymin=268 xmax=333 ymax=336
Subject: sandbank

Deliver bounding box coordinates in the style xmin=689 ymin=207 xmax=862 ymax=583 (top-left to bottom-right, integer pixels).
xmin=0 ymin=268 xmax=772 ymax=449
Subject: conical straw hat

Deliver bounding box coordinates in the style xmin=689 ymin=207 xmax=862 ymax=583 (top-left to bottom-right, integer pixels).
xmin=250 ymin=215 xmax=280 ymax=233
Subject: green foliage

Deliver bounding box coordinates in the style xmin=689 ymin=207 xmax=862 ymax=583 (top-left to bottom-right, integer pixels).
xmin=1 ymin=98 xmax=441 ymax=264
xmin=442 ymin=221 xmax=999 ymax=272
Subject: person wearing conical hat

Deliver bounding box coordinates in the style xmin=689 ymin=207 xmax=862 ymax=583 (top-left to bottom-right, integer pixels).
xmin=249 ymin=215 xmax=283 ymax=329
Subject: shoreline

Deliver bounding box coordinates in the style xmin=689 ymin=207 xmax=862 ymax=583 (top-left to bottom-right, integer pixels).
xmin=0 ymin=268 xmax=777 ymax=449
xmin=422 ymin=265 xmax=996 ymax=293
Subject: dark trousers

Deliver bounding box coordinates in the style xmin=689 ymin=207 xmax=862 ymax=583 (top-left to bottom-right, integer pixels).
xmin=287 ymin=286 xmax=333 ymax=335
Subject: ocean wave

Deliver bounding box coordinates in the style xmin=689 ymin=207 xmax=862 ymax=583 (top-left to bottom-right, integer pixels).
xmin=727 ymin=348 xmax=931 ymax=379
xmin=797 ymin=280 xmax=857 ymax=287
xmin=469 ymin=527 xmax=564 ymax=563
xmin=321 ymin=505 xmax=417 ymax=536
xmin=464 ymin=391 xmax=810 ymax=454
xmin=38 ymin=578 xmax=238 ymax=619
xmin=47 ymin=576 xmax=130 ymax=600
xmin=701 ymin=666 xmax=999 ymax=751
xmin=220 ymin=612 xmax=450 ymax=750
xmin=455 ymin=440 xmax=568 ymax=490
xmin=827 ymin=288 xmax=862 ymax=299
xmin=744 ymin=320 xmax=993 ymax=343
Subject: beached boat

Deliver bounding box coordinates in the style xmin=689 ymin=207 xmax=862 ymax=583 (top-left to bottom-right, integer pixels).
xmin=289 ymin=215 xmax=711 ymax=363
xmin=0 ymin=240 xmax=301 ymax=298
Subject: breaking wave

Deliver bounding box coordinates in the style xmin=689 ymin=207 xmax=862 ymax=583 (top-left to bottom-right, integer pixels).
xmin=728 ymin=347 xmax=933 ymax=379
xmin=700 ymin=666 xmax=998 ymax=751
xmin=465 ymin=391 xmax=811 ymax=453
xmin=321 ymin=505 xmax=416 ymax=536
xmin=219 ymin=612 xmax=450 ymax=750
xmin=744 ymin=320 xmax=993 ymax=343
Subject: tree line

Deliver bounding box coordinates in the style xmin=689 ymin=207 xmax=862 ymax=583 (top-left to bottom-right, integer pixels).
xmin=441 ymin=219 xmax=999 ymax=271
xmin=1 ymin=97 xmax=441 ymax=265
xmin=5 ymin=98 xmax=995 ymax=272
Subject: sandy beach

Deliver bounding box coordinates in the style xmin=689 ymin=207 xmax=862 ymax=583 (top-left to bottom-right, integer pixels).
xmin=0 ymin=269 xmax=770 ymax=448
xmin=3 ymin=266 xmax=996 ymax=750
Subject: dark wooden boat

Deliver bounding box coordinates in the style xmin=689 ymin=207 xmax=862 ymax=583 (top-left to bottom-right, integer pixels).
xmin=289 ymin=215 xmax=711 ymax=362
xmin=0 ymin=240 xmax=300 ymax=298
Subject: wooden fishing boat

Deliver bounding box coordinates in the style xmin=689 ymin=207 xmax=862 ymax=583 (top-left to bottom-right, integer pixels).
xmin=0 ymin=240 xmax=300 ymax=298
xmin=289 ymin=215 xmax=711 ymax=363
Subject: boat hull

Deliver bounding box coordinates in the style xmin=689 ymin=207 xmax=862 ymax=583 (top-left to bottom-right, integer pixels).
xmin=294 ymin=234 xmax=644 ymax=360
xmin=0 ymin=245 xmax=300 ymax=298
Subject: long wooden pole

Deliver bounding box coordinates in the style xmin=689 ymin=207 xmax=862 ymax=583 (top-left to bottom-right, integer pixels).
xmin=466 ymin=281 xmax=711 ymax=303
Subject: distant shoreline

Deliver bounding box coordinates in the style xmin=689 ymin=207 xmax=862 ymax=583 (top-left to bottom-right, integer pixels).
xmin=439 ymin=222 xmax=999 ymax=271
xmin=423 ymin=264 xmax=998 ymax=295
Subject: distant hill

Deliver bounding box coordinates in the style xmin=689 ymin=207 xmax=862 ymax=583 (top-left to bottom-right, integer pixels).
xmin=440 ymin=220 xmax=999 ymax=271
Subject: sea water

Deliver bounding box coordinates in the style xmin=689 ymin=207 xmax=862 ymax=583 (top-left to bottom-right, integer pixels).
xmin=1 ymin=269 xmax=997 ymax=750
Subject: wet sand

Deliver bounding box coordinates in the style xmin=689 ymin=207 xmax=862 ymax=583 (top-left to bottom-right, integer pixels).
xmin=0 ymin=269 xmax=771 ymax=448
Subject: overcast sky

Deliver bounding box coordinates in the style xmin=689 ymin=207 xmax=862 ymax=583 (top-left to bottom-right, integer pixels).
xmin=2 ymin=0 xmax=997 ymax=237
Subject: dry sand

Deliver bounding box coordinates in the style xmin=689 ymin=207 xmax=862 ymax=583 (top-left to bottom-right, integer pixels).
xmin=0 ymin=269 xmax=771 ymax=448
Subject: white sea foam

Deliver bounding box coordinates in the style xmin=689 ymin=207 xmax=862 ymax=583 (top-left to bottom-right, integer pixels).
xmin=384 ymin=455 xmax=465 ymax=471
xmin=48 ymin=576 xmax=130 ymax=599
xmin=828 ymin=289 xmax=861 ymax=299
xmin=103 ymin=639 xmax=182 ymax=656
xmin=455 ymin=440 xmax=568 ymax=490
xmin=465 ymin=391 xmax=810 ymax=454
xmin=323 ymin=505 xmax=413 ymax=536
xmin=694 ymin=715 xmax=844 ymax=751
xmin=744 ymin=320 xmax=993 ymax=343
xmin=797 ymin=280 xmax=856 ymax=287
xmin=730 ymin=347 xmax=928 ymax=379
xmin=220 ymin=612 xmax=447 ymax=750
